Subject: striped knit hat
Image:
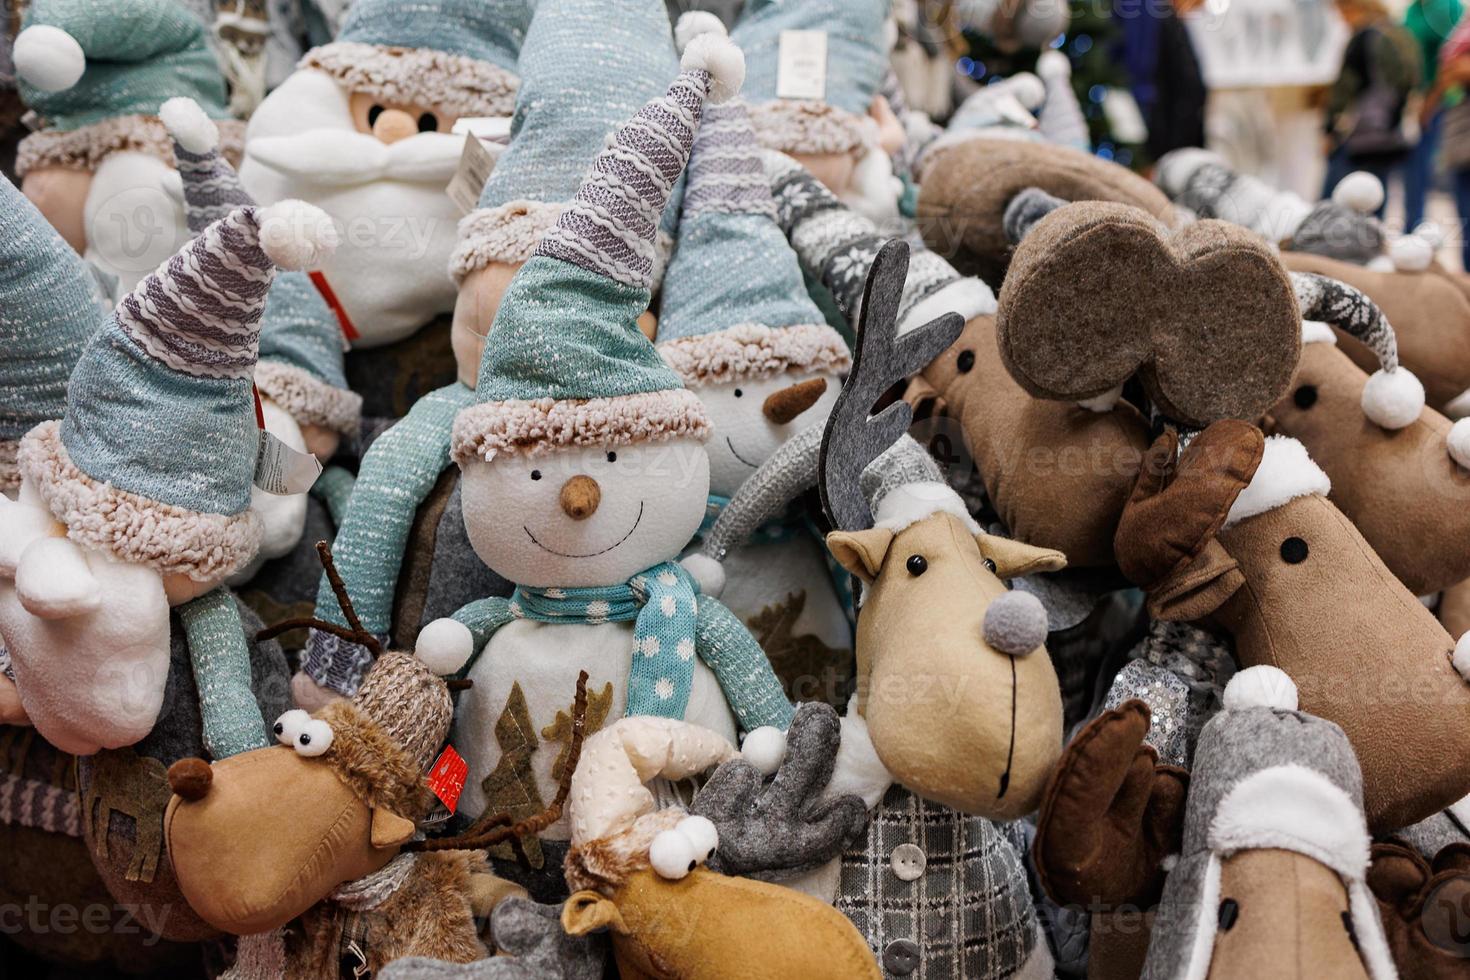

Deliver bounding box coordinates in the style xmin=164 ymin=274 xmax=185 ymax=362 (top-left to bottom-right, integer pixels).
xmin=12 ymin=0 xmax=238 ymax=178
xmin=449 ymin=0 xmax=680 ymax=284
xmin=163 ymin=98 xmax=362 ymax=441
xmin=298 ymin=0 xmax=529 ymax=121
xmin=765 ymin=150 xmax=995 ymax=334
xmin=16 ymin=200 xmax=339 ymax=582
xmin=0 ymin=175 xmax=110 ymax=494
xmin=730 ymin=0 xmax=890 ymax=159
xmin=656 ymin=17 xmax=849 ymax=388
xmin=451 ymin=35 xmax=744 ymax=464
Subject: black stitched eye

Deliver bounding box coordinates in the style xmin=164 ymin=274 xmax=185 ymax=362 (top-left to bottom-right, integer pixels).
xmin=956 ymin=350 xmax=975 ymax=373
xmin=733 ymin=388 xmax=743 ymax=398
xmin=367 ymin=104 xmax=385 ymax=127
xmin=606 ymin=452 xmax=617 ymax=463
xmin=1342 ymin=910 xmax=1359 ymax=950
xmin=417 ymin=112 xmax=438 ymax=133
xmin=1218 ymin=898 xmax=1239 ymax=931
xmin=530 ymin=470 xmax=542 ymax=481
xmin=906 ymin=555 xmax=927 ymax=576
xmin=1294 ymin=385 xmax=1318 ymax=410
xmin=1281 ymin=537 xmax=1308 ymax=564
xmin=983 ymin=558 xmax=997 ymax=573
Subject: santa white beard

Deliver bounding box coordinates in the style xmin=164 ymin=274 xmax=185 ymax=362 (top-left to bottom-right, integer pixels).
xmin=240 ymin=69 xmax=465 ymax=348
xmin=85 ymin=151 xmax=192 ymax=296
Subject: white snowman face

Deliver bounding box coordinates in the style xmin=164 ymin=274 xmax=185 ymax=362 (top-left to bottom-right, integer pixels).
xmin=460 ymin=439 xmax=711 ymax=588
xmin=700 ymin=370 xmax=842 ymax=498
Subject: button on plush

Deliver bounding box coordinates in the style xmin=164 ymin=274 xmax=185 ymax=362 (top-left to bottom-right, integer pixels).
xmin=883 ymin=938 xmax=921 ymax=975
xmin=890 ymin=843 xmax=926 ymax=881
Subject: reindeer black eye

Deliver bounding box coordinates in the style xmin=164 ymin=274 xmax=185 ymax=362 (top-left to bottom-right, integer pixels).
xmin=367 ymin=104 xmax=385 ymax=127
xmin=687 ymin=860 xmax=697 ymax=872
xmin=983 ymin=558 xmax=997 ymax=573
xmin=1281 ymin=537 xmax=1309 ymax=564
xmin=417 ymin=112 xmax=438 ymax=133
xmin=530 ymin=470 xmax=542 ymax=481
xmin=906 ymin=555 xmax=927 ymax=576
xmin=272 ymin=722 xmax=284 ymax=736
xmin=606 ymin=452 xmax=617 ymax=463
xmin=1294 ymin=385 xmax=1318 ymax=410
xmin=1342 ymin=910 xmax=1359 ymax=951
xmin=298 ymin=732 xmax=311 ymax=746
xmin=1218 ymin=898 xmax=1239 ymax=931
xmin=956 ymin=351 xmax=975 ymax=373
xmin=733 ymin=388 xmax=744 ymax=398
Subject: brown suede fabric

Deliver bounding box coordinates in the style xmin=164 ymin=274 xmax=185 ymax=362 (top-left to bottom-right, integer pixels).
xmin=1267 ymin=340 xmax=1470 ymax=596
xmin=1440 ymin=577 xmax=1470 ymax=637
xmin=1034 ymin=701 xmax=1188 ymax=909
xmin=1087 ymin=909 xmax=1157 ymax=980
xmin=916 ymin=138 xmax=1176 ymax=283
xmin=914 ymin=315 xmax=1149 ymax=568
xmin=1369 ymin=841 xmax=1470 ymax=978
xmin=998 ymin=203 xmax=1302 ymax=428
xmin=1280 ymin=253 xmax=1470 ymax=411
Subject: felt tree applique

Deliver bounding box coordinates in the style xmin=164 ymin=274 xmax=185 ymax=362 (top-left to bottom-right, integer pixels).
xmin=749 ymin=592 xmax=852 ymax=709
xmin=479 ymin=683 xmax=548 ymax=867
xmin=543 ymin=682 xmax=614 ymax=783
xmin=82 ymin=748 xmax=172 ymax=883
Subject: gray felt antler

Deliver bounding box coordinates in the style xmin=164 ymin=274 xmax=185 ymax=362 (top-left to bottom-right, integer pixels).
xmin=377 ymin=899 xmax=605 ymax=980
xmin=819 ymin=239 xmax=965 ymax=531
xmin=689 ymin=702 xmax=869 ymax=882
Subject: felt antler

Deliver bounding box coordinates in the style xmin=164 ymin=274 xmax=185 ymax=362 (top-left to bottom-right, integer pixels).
xmin=257 ymin=541 xmax=382 ymax=656
xmin=689 ymin=702 xmax=868 ymax=881
xmin=819 ymin=240 xmax=965 ymax=531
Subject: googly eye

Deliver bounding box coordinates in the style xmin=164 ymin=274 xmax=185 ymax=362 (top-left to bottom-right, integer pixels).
xmin=274 ymin=709 xmax=309 ymax=747
xmin=294 ymin=718 xmax=334 ymax=757
xmin=650 ymin=828 xmax=699 ymax=880
xmin=676 ymin=815 xmax=719 ymax=863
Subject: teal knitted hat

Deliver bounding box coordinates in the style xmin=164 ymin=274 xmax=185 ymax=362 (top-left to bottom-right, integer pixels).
xmin=656 ymin=24 xmax=849 ymax=388
xmin=163 ymin=98 xmax=362 ymax=440
xmin=0 ymin=175 xmax=109 ymax=493
xmin=451 ymin=34 xmax=745 ymax=464
xmin=730 ymin=0 xmax=890 ymax=157
xmin=450 ymin=0 xmax=680 ymax=283
xmin=12 ymin=0 xmax=237 ymax=176
xmin=17 ymin=198 xmax=339 ymax=581
xmin=300 ymin=0 xmax=530 ymax=120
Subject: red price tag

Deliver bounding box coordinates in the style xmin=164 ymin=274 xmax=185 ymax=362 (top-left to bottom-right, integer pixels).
xmin=427 ymin=745 xmax=468 ymax=813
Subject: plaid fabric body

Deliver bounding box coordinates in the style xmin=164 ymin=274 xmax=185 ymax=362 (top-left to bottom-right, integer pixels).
xmin=837 ymin=785 xmax=1039 ymax=980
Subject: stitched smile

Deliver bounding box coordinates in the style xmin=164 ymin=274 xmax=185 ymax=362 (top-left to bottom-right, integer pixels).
xmin=524 ymin=501 xmax=644 ymax=558
xmin=726 ymin=437 xmax=759 ymax=468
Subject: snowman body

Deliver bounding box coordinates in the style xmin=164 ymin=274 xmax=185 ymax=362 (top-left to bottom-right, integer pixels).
xmin=84 ymin=151 xmax=190 ymax=295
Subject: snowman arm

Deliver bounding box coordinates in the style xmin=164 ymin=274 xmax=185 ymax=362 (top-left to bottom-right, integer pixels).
xmin=178 ymin=588 xmax=270 ymax=759
xmin=448 ymin=597 xmax=519 ymax=670
xmin=695 ymin=597 xmax=795 ymax=732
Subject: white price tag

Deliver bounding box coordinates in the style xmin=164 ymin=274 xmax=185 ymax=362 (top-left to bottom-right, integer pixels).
xmin=253 ymin=431 xmax=323 ymax=496
xmin=777 ymin=30 xmax=827 ymax=101
xmin=446 ymin=134 xmax=499 ymax=215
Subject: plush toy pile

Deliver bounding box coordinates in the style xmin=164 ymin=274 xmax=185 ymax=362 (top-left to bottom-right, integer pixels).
xmin=4 ymin=2 xmax=1470 ymax=978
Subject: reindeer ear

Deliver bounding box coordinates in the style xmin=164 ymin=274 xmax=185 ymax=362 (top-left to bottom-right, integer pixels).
xmin=1148 ymin=538 xmax=1245 ymax=622
xmin=903 ymin=376 xmax=947 ymax=418
xmin=562 ymin=890 xmax=629 ymax=936
xmin=369 ymin=807 xmax=416 ymax=849
xmin=826 ymin=528 xmax=895 ymax=584
xmin=979 ymin=534 xmax=1068 ymax=577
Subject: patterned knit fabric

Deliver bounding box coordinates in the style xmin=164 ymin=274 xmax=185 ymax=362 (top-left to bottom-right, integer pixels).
xmin=1155 ymin=150 xmax=1313 ymax=243
xmin=352 ymin=652 xmax=453 ymax=772
xmin=179 ymin=586 xmax=271 ymax=759
xmin=1291 ymin=272 xmax=1398 ymax=371
xmin=0 ymin=175 xmax=107 ymax=491
xmin=0 ymin=728 xmax=81 ymax=836
xmin=173 ymin=138 xmax=254 ymax=235
xmin=18 ymin=0 xmax=230 ymax=131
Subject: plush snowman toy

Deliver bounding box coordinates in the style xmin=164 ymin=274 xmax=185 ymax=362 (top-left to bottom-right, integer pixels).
xmin=240 ymin=0 xmax=527 ymax=348
xmin=416 ymin=41 xmax=793 ymax=854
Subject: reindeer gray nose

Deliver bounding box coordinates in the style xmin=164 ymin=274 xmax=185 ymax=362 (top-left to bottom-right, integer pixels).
xmin=983 ymin=591 xmax=1048 ymax=657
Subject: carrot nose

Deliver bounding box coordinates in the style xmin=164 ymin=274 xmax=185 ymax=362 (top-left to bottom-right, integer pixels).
xmin=371 ymin=107 xmax=418 ymax=144
xmin=560 ymin=475 xmax=602 ymax=520
xmin=763 ymin=378 xmax=828 ymax=425
xmin=168 ymin=758 xmax=213 ymax=802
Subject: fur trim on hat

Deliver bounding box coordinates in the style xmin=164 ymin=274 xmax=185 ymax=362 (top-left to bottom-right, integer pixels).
xmin=316 ymin=700 xmax=435 ymax=819
xmin=1300 ymin=320 xmax=1338 ymax=346
xmin=0 ymin=440 xmax=19 ymax=495
xmin=747 ymin=99 xmax=868 ymax=156
xmin=254 ymin=361 xmax=363 ymax=438
xmin=16 ymin=115 xmax=245 ymax=177
xmin=449 ymin=200 xmax=565 ymax=282
xmin=898 ymin=276 xmax=996 ymax=336
xmin=301 ymin=42 xmax=518 ymax=120
xmin=563 ymin=807 xmax=684 ymax=895
xmin=873 ymin=481 xmax=981 ymax=535
xmin=658 ymin=322 xmax=851 ymax=387
xmin=451 ymin=389 xmax=712 ymax=463
xmin=1223 ymin=435 xmax=1330 ymax=529
xmin=1208 ymin=765 xmax=1369 ymax=879
xmin=17 ymin=419 xmax=261 ymax=581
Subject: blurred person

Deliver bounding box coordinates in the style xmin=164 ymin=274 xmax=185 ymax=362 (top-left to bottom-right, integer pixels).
xmin=1121 ymin=0 xmax=1209 ymax=163
xmin=1424 ymin=15 xmax=1470 ymax=264
xmin=1404 ymin=0 xmax=1463 ymax=229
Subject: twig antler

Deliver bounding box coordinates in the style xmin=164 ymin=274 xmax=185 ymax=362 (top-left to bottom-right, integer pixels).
xmin=256 ymin=541 xmax=383 ymax=657
xmin=407 ymin=671 xmax=592 ymax=855
xmin=819 ymin=240 xmax=965 ymax=531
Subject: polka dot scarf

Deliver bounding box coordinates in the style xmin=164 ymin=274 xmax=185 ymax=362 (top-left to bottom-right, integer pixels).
xmin=510 ymin=561 xmax=701 ymax=719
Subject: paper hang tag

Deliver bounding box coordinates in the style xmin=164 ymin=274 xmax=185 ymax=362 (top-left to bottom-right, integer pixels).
xmin=253 ymin=430 xmax=323 ymax=496
xmin=777 ymin=30 xmax=828 ymax=101
xmin=446 ymin=135 xmax=499 ymax=216
xmin=427 ymin=745 xmax=469 ymax=813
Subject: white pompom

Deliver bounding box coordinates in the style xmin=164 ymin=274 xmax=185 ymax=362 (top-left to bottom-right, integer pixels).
xmin=257 ymin=200 xmax=340 ymax=271
xmin=1222 ymin=665 xmax=1298 ymax=712
xmin=415 ymin=618 xmax=475 ymax=675
xmin=1390 ymin=233 xmax=1435 ymax=273
xmin=1332 ymin=171 xmax=1385 ymax=214
xmin=1077 ymin=386 xmax=1123 ymax=413
xmin=1449 ymin=418 xmax=1470 ymax=471
xmin=13 ymin=25 xmax=85 ymax=93
xmin=1414 ymin=221 xmax=1446 ymax=250
xmin=741 ymin=726 xmax=787 ymax=776
xmin=675 ymin=814 xmax=719 ymax=862
xmin=1036 ymin=50 xmax=1072 ymax=82
xmin=650 ymin=828 xmax=699 ymax=879
xmin=681 ymin=32 xmax=745 ymax=105
xmin=159 ymin=97 xmax=219 ymax=155
xmin=675 ymin=10 xmax=727 ymax=51
xmin=1006 ymin=72 xmax=1046 ymax=111
xmin=1454 ymin=633 xmax=1470 ymax=683
xmin=679 ymin=552 xmax=726 ymax=598
xmin=1361 ymin=367 xmax=1425 ymax=430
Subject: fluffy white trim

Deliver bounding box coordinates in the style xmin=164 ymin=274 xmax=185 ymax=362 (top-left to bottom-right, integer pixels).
xmin=253 ymin=361 xmax=362 ymax=438
xmin=17 ymin=115 xmax=245 ymax=176
xmin=748 ymin=100 xmax=867 ymax=156
xmin=1224 ymin=435 xmax=1330 ymax=528
xmin=13 ymin=25 xmax=85 ymax=93
xmin=1181 ymin=853 xmax=1222 ymax=980
xmin=1300 ymin=320 xmax=1338 ymax=346
xmin=898 ymin=276 xmax=996 ymax=336
xmin=1444 ymin=385 xmax=1470 ymax=421
xmin=826 ymin=698 xmax=893 ymax=809
xmin=1452 ymin=631 xmax=1470 ymax=681
xmin=1361 ymin=367 xmax=1425 ymax=429
xmin=0 ymin=439 xmax=19 ymax=495
xmin=1210 ymin=765 xmax=1369 ymax=877
xmin=657 ymin=322 xmax=850 ymax=386
xmin=873 ymin=481 xmax=980 ymax=535
xmin=675 ymin=11 xmax=727 ymax=51
xmin=451 ymin=389 xmax=712 ymax=463
xmin=1333 ymin=171 xmax=1385 ymax=214
xmin=450 ymin=200 xmax=565 ymax=281
xmin=416 ymin=618 xmax=475 ymax=675
xmin=1035 ymin=50 xmax=1071 ymax=83
xmin=1077 ymin=386 xmax=1123 ymax=413
xmin=301 ymin=42 xmax=519 ymax=118
xmin=1449 ymin=418 xmax=1470 ymax=471
xmin=1222 ymin=665 xmax=1298 ymax=711
xmin=159 ymin=97 xmax=219 ymax=155
xmin=681 ymin=33 xmax=744 ymax=105
xmin=257 ymin=200 xmax=340 ymax=271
